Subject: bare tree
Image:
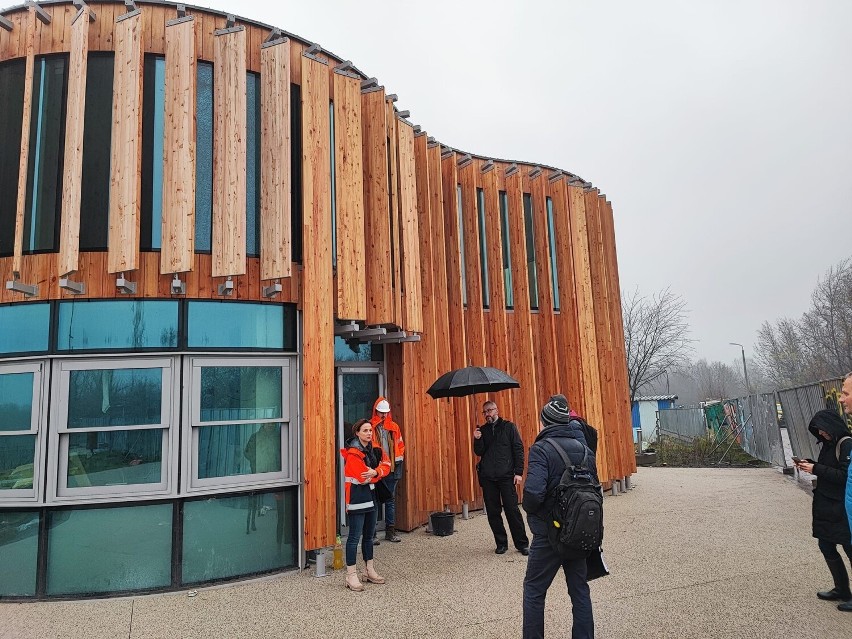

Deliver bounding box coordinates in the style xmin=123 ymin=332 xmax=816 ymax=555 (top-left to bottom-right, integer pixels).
xmin=623 ymin=287 xmax=694 ymax=403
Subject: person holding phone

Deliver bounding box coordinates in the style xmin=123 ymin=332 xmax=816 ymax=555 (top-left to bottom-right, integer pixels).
xmin=794 ymin=409 xmax=852 ymax=611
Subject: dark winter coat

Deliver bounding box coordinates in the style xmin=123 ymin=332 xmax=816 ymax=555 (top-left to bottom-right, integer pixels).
xmin=808 ymin=409 xmax=852 ymax=544
xmin=522 ymin=420 xmax=597 ymax=537
xmin=473 ymin=417 xmax=524 ymax=481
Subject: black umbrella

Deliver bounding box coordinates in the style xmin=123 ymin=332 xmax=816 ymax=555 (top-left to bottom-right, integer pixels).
xmin=426 ymin=366 xmax=520 ymax=399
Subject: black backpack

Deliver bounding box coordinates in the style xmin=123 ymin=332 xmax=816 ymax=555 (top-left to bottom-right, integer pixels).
xmin=543 ymin=439 xmax=604 ymax=560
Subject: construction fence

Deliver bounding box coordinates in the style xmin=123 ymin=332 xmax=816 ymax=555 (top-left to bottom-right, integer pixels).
xmin=777 ymin=377 xmax=850 ymax=462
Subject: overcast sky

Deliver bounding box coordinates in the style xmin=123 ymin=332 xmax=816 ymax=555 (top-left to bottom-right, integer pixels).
xmin=200 ymin=0 xmax=852 ymax=364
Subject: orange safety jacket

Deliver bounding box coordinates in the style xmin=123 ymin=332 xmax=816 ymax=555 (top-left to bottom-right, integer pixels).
xmin=370 ymin=397 xmax=405 ymax=467
xmin=340 ymin=440 xmax=391 ymax=513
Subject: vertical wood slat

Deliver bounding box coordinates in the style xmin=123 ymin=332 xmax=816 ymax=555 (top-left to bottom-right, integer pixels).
xmin=332 ymin=71 xmax=365 ymax=318
xmin=360 ymin=88 xmax=393 ymax=325
xmin=396 ymin=121 xmax=422 ymax=332
xmin=259 ymin=37 xmax=292 ymax=280
xmin=212 ymin=26 xmax=246 ymax=278
xmin=568 ymin=185 xmax=609 ymax=481
xmin=12 ymin=6 xmax=35 ymax=278
xmin=531 ymin=173 xmax=560 ymax=403
xmin=300 ymin=53 xmax=334 ymax=550
xmin=160 ymin=16 xmax=196 ymax=275
xmin=58 ymin=8 xmax=91 ymax=277
xmin=107 ymin=10 xmax=143 ymax=274
xmin=386 ymin=99 xmax=402 ymax=327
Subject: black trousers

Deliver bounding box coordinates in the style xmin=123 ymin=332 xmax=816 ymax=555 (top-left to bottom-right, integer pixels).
xmin=481 ymin=476 xmax=529 ymax=549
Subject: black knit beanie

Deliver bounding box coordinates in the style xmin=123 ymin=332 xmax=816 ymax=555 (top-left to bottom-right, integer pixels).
xmin=540 ymin=394 xmax=572 ymax=426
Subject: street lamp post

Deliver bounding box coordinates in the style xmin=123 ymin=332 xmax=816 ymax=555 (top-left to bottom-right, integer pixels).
xmin=729 ymin=342 xmax=751 ymax=396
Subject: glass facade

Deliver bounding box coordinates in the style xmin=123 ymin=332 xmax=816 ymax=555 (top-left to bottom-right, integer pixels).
xmin=0 ymin=59 xmax=26 ymax=257
xmin=24 ymin=55 xmax=68 ymax=254
xmin=195 ymin=62 xmax=214 ymax=253
xmin=46 ymin=503 xmax=173 ymax=595
xmin=291 ymin=83 xmax=303 ymax=263
xmin=0 ymin=304 xmax=50 ymax=354
xmin=0 ymin=436 xmax=35 ymax=491
xmin=67 ymin=368 xmax=163 ymax=428
xmin=499 ymin=190 xmax=513 ymax=309
xmin=182 ymin=489 xmax=296 ymax=583
xmin=187 ymin=301 xmax=292 ymax=349
xmin=523 ymin=193 xmax=539 ymax=310
xmin=0 ymin=511 xmax=39 ymax=596
xmin=79 ymin=54 xmax=114 ymax=251
xmin=334 ymin=338 xmax=383 ymax=363
xmin=476 ymin=188 xmax=490 ymax=309
xmin=57 ymin=300 xmax=179 ymax=351
xmin=546 ymin=196 xmax=560 ymax=311
xmin=246 ymin=72 xmax=261 ymax=258
xmin=141 ymin=55 xmax=166 ymax=251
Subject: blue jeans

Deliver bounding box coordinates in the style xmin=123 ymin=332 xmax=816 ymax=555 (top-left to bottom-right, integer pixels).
xmin=523 ymin=534 xmax=593 ymax=639
xmin=383 ymin=461 xmax=403 ymax=527
xmin=346 ymin=507 xmax=377 ymax=566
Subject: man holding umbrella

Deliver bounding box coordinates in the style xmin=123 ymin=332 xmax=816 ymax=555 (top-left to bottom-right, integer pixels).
xmin=474 ymin=401 xmax=529 ymax=555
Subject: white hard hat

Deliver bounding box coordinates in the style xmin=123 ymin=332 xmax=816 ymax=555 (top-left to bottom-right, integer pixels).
xmin=376 ymin=399 xmax=390 ymax=413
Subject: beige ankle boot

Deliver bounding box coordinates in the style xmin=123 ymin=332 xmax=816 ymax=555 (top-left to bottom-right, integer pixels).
xmin=362 ymin=559 xmax=386 ymax=584
xmin=345 ymin=565 xmax=365 ymax=591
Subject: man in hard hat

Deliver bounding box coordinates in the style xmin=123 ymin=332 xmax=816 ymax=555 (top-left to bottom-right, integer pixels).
xmin=371 ymin=397 xmax=405 ymax=542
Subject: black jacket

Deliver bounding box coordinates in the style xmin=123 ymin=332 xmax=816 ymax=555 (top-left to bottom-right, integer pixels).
xmin=522 ymin=420 xmax=596 ymax=537
xmin=473 ymin=417 xmax=524 ymax=480
xmin=808 ymin=410 xmax=852 ymax=544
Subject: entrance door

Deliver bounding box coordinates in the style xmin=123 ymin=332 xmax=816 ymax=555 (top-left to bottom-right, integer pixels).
xmin=336 ymin=367 xmax=383 ymax=532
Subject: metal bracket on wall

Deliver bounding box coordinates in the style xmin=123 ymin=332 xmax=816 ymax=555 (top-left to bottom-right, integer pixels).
xmin=505 ymin=163 xmax=519 ymax=177
xmin=396 ymin=109 xmax=410 ymax=119
xmin=456 ymin=153 xmax=472 ymax=169
xmin=216 ymin=277 xmax=233 ymax=297
xmin=386 ymin=94 xmax=398 ymax=103
xmin=122 ymin=0 xmax=137 ymax=12
xmin=115 ymin=274 xmax=136 ymax=295
xmin=27 ymin=1 xmax=51 ymax=24
xmin=0 ymin=15 xmax=12 ymax=31
xmin=72 ymin=1 xmax=96 ymax=22
xmin=303 ymin=43 xmax=327 ymax=64
xmin=548 ymin=169 xmax=563 ymax=183
xmin=263 ymin=27 xmax=286 ymax=47
xmin=59 ymin=278 xmax=85 ymax=295
xmin=529 ymin=166 xmax=543 ymax=179
xmin=262 ymin=281 xmax=282 ymax=298
xmin=171 ymin=275 xmax=187 ymax=296
xmin=333 ymin=60 xmax=359 ymax=80
xmin=480 ymin=159 xmax=495 ymax=173
xmin=6 ymin=279 xmax=38 ymax=298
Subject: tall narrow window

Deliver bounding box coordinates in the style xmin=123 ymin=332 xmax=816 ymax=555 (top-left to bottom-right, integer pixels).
xmin=0 ymin=361 xmax=45 ymax=504
xmin=476 ymin=187 xmax=489 ymax=309
xmin=0 ymin=59 xmax=26 ymax=257
xmin=79 ymin=53 xmax=114 ymax=251
xmin=499 ymin=190 xmax=513 ymax=309
xmin=523 ymin=193 xmax=538 ymax=310
xmin=329 ymin=101 xmax=336 ymax=268
xmin=195 ymin=61 xmax=214 ymax=253
xmin=457 ymin=184 xmax=467 ymax=307
xmin=290 ymin=83 xmax=303 ymax=263
xmin=546 ymin=197 xmax=560 ymax=311
xmin=24 ymin=55 xmax=69 ymax=254
xmin=141 ymin=55 xmax=166 ymax=251
xmin=246 ymin=71 xmax=261 ymax=257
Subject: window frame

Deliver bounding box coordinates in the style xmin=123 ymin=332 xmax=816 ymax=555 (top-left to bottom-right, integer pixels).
xmin=181 ymin=355 xmax=299 ymax=495
xmin=0 ymin=360 xmax=48 ymax=505
xmin=47 ymin=357 xmax=179 ymax=503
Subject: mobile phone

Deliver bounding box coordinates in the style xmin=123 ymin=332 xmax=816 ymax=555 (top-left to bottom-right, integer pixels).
xmin=792 ymin=456 xmax=802 ymax=463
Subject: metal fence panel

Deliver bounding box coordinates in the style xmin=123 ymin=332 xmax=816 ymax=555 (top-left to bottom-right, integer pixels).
xmin=724 ymin=394 xmax=785 ymax=467
xmin=777 ymin=378 xmax=848 ymax=462
xmin=658 ymin=407 xmax=707 ymax=442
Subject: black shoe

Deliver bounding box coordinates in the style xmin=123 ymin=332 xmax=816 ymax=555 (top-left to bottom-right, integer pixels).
xmin=817 ymin=588 xmax=851 ymax=601
xmin=838 ymin=600 xmax=852 ymax=612
xmin=495 ymin=546 xmax=508 ymax=554
xmin=518 ymin=547 xmax=529 ymax=556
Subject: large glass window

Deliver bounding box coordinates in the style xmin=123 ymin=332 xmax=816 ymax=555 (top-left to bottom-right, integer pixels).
xmin=476 ymin=187 xmax=490 ymax=309
xmin=187 ymin=301 xmax=295 ymax=350
xmin=0 ymin=303 xmax=50 ymax=354
xmin=246 ymin=71 xmax=261 ymax=258
xmin=0 ymin=59 xmax=26 ymax=257
xmin=57 ymin=300 xmax=179 ymax=351
xmin=79 ymin=53 xmax=114 ymax=251
xmin=195 ymin=61 xmax=213 ymax=253
xmin=182 ymin=488 xmax=297 ymax=583
xmin=499 ymin=190 xmax=513 ymax=309
xmin=185 ymin=358 xmax=293 ymax=492
xmin=546 ymin=196 xmax=560 ymax=311
xmin=46 ymin=503 xmax=172 ymax=595
xmin=291 ymin=83 xmax=303 ymax=263
xmin=334 ymin=337 xmax=384 ymax=363
xmin=24 ymin=55 xmax=69 ymax=254
xmin=0 ymin=362 xmax=46 ymax=503
xmin=457 ymin=184 xmax=467 ymax=307
xmin=0 ymin=511 xmax=40 ymax=596
xmin=141 ymin=55 xmax=165 ymax=251
xmin=51 ymin=358 xmax=176 ymax=500
xmin=523 ymin=193 xmax=539 ymax=310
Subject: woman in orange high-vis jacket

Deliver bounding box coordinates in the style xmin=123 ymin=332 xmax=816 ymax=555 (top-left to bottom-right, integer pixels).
xmin=341 ymin=419 xmax=391 ymax=591
xmin=370 ymin=397 xmax=405 ymax=542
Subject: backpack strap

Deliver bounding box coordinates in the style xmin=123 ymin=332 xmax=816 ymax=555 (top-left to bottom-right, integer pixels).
xmin=836 ymin=436 xmax=852 ymax=463
xmin=544 ymin=438 xmax=587 ymax=472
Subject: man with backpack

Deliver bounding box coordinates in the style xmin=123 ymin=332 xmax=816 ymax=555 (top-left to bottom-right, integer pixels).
xmin=522 ymin=394 xmax=600 ymax=639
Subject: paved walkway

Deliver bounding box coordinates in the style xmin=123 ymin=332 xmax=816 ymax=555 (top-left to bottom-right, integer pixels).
xmin=2 ymin=467 xmax=850 ymax=639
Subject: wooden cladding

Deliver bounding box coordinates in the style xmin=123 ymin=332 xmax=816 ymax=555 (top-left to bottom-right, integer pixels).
xmin=107 ymin=9 xmax=143 ymax=274
xmin=260 ymin=38 xmax=292 ymax=281
xmin=12 ymin=6 xmax=36 ymax=278
xmin=160 ymin=16 xmax=196 ymax=275
xmin=396 ymin=121 xmax=422 ymax=332
xmin=300 ymin=53 xmax=334 ymax=551
xmin=58 ymin=8 xmax=91 ymax=277
xmin=333 ymin=71 xmax=366 ymax=319
xmin=212 ymin=26 xmax=246 ymax=278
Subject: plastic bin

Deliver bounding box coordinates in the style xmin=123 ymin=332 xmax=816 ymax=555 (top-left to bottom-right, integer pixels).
xmin=430 ymin=511 xmax=455 ymax=537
